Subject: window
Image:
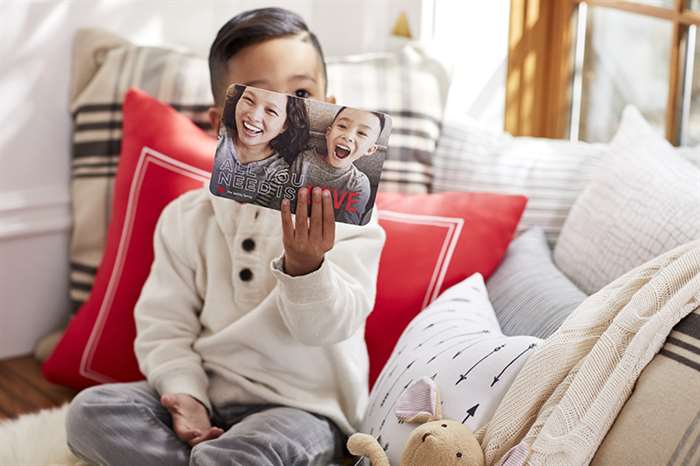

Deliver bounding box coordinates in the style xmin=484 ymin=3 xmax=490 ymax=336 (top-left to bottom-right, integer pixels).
xmin=507 ymin=0 xmax=700 ymax=145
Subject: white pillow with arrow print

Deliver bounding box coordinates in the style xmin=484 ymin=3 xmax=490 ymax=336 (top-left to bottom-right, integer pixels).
xmin=360 ymin=273 xmax=541 ymax=466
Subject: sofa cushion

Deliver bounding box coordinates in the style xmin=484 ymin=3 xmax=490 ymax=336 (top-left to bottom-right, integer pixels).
xmin=361 ymin=273 xmax=541 ymax=466
xmin=554 ymin=106 xmax=700 ymax=294
xmin=486 ymin=227 xmax=587 ymax=339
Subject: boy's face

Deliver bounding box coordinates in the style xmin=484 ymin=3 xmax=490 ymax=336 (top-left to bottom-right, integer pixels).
xmin=209 ymin=34 xmax=332 ymax=131
xmin=234 ymin=87 xmax=288 ymax=149
xmin=324 ymin=108 xmax=382 ymax=169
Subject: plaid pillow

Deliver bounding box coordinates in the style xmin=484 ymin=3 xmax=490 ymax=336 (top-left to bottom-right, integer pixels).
xmin=68 ymin=29 xmax=448 ymax=312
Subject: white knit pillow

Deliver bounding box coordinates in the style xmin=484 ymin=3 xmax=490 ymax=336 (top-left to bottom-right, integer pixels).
xmin=360 ymin=273 xmax=541 ymax=465
xmin=554 ymin=106 xmax=700 ymax=294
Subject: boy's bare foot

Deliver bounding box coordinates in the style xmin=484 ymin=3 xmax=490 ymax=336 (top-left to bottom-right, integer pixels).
xmin=160 ymin=393 xmax=224 ymax=446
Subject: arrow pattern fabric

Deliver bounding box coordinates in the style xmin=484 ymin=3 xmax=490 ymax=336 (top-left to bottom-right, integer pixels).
xmin=360 ymin=273 xmax=541 ymax=465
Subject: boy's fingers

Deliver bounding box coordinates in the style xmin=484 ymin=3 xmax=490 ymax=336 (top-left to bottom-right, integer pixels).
xmin=295 ymin=187 xmax=309 ymax=240
xmin=322 ymin=190 xmax=335 ymax=245
xmin=309 ymin=187 xmax=323 ymax=243
xmin=281 ymin=199 xmax=294 ymax=242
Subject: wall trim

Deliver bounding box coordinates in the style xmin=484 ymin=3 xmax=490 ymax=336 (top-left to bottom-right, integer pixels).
xmin=0 ymin=186 xmax=71 ymax=240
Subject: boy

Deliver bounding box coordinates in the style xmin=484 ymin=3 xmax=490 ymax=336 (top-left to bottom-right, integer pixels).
xmin=294 ymin=107 xmax=385 ymax=224
xmin=66 ymin=7 xmax=385 ymax=466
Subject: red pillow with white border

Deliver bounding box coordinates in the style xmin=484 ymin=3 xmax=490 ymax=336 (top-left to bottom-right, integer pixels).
xmin=43 ymin=88 xmax=216 ymax=387
xmin=367 ymin=192 xmax=526 ymax=386
xmin=43 ymin=88 xmax=526 ymax=390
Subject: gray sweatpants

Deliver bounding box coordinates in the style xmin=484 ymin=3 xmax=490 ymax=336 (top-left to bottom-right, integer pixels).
xmin=65 ymin=381 xmax=345 ymax=466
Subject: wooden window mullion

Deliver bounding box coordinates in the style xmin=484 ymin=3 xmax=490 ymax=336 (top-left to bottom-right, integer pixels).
xmin=506 ymin=0 xmax=575 ymax=138
xmin=666 ymin=0 xmax=684 ymax=145
xmin=506 ymin=0 xmax=526 ymax=134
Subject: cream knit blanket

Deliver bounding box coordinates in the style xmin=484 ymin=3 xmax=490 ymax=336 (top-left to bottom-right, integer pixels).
xmin=476 ymin=239 xmax=700 ymax=466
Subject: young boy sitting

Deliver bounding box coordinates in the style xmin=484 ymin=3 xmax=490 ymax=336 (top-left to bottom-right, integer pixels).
xmin=65 ymin=7 xmax=386 ymax=466
xmin=293 ymin=107 xmax=385 ymax=225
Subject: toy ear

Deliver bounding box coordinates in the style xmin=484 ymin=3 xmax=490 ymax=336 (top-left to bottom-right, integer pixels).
xmin=395 ymin=376 xmax=442 ymax=424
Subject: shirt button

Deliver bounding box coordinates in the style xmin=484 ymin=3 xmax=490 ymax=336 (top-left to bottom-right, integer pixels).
xmin=241 ymin=238 xmax=255 ymax=252
xmin=239 ymin=268 xmax=253 ymax=281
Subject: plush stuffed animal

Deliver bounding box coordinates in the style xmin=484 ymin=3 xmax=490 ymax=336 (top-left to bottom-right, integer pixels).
xmin=348 ymin=377 xmax=484 ymax=466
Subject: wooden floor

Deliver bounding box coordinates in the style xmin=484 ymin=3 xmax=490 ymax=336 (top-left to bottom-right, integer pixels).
xmin=0 ymin=355 xmax=76 ymax=421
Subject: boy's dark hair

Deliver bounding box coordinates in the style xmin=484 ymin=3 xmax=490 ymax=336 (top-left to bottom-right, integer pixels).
xmin=222 ymin=85 xmax=310 ymax=164
xmin=332 ymin=106 xmax=386 ymax=135
xmin=209 ymin=7 xmax=327 ymax=105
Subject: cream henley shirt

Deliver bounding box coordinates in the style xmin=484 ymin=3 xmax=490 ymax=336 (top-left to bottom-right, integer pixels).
xmin=133 ymin=187 xmax=385 ymax=434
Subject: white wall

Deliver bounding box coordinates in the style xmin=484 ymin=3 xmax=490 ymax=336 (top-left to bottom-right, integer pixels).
xmin=429 ymin=0 xmax=510 ymax=131
xmin=0 ymin=0 xmax=427 ymax=358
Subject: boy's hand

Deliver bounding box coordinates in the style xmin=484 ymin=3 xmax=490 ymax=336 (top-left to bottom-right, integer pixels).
xmin=281 ymin=187 xmax=335 ymax=276
xmin=160 ymin=393 xmax=223 ymax=447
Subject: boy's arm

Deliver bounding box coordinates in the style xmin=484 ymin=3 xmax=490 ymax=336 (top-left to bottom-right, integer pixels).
xmin=273 ymin=190 xmax=386 ymax=346
xmin=133 ymin=199 xmax=210 ymax=411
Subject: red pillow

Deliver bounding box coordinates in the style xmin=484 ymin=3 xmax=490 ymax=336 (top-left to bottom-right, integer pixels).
xmin=43 ymin=88 xmax=216 ymax=388
xmin=368 ymin=192 xmax=526 ymax=387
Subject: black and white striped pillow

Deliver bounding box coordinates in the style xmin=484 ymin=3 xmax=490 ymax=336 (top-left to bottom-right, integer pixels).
xmin=431 ymin=120 xmax=607 ymax=245
xmin=68 ymin=30 xmax=448 ymax=312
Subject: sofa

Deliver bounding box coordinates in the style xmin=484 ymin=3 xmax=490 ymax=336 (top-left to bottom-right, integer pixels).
xmin=2 ymin=27 xmax=699 ymax=466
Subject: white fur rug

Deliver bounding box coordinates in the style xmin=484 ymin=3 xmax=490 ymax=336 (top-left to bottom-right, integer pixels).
xmin=0 ymin=404 xmax=86 ymax=465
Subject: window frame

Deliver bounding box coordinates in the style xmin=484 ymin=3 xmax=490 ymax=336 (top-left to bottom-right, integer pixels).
xmin=506 ymin=0 xmax=700 ymax=144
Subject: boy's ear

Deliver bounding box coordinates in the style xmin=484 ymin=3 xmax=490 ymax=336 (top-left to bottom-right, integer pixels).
xmin=366 ymin=144 xmax=379 ymax=156
xmin=325 ymin=95 xmax=336 ymax=105
xmin=208 ymin=107 xmax=222 ymax=134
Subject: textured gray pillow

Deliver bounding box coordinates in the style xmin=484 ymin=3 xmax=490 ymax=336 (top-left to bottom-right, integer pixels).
xmin=486 ymin=228 xmax=587 ymax=339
